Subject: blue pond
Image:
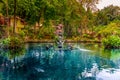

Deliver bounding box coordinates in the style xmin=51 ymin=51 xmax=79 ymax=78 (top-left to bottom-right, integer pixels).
xmin=0 ymin=43 xmax=120 ymax=80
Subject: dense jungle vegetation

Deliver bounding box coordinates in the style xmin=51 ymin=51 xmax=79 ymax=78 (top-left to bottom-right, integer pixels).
xmin=0 ymin=0 xmax=120 ymax=48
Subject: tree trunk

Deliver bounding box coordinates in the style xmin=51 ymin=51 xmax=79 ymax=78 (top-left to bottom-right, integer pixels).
xmin=6 ymin=0 xmax=8 ymax=17
xmin=6 ymin=0 xmax=9 ymax=36
xmin=13 ymin=0 xmax=16 ymax=34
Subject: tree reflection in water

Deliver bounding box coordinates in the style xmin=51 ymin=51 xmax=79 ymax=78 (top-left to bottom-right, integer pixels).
xmin=0 ymin=46 xmax=26 ymax=80
xmin=0 ymin=43 xmax=120 ymax=80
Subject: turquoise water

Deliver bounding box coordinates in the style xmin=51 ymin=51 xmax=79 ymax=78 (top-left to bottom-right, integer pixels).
xmin=0 ymin=43 xmax=120 ymax=80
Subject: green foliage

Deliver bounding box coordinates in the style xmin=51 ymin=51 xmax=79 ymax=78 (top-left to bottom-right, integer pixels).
xmin=9 ymin=37 xmax=23 ymax=46
xmin=1 ymin=0 xmax=97 ymax=38
xmin=95 ymin=5 xmax=120 ymax=26
xmin=96 ymin=21 xmax=120 ymax=38
xmin=83 ymin=34 xmax=90 ymax=38
xmin=18 ymin=31 xmax=25 ymax=39
xmin=1 ymin=0 xmax=120 ymax=41
xmin=2 ymin=0 xmax=58 ymax=25
xmin=0 ymin=36 xmax=24 ymax=48
xmin=102 ymin=35 xmax=120 ymax=49
xmin=0 ymin=37 xmax=10 ymax=46
xmin=38 ymin=26 xmax=55 ymax=39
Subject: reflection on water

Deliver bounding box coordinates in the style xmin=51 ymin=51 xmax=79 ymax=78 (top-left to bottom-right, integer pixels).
xmin=0 ymin=43 xmax=120 ymax=80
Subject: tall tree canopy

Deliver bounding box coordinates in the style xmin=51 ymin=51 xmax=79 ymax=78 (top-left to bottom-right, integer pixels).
xmin=0 ymin=0 xmax=104 ymax=38
xmin=95 ymin=5 xmax=120 ymax=26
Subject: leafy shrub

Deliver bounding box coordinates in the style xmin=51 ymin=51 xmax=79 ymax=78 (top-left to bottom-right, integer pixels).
xmin=82 ymin=34 xmax=94 ymax=39
xmin=83 ymin=34 xmax=90 ymax=38
xmin=9 ymin=37 xmax=24 ymax=47
xmin=38 ymin=26 xmax=55 ymax=39
xmin=19 ymin=31 xmax=25 ymax=39
xmin=0 ymin=36 xmax=24 ymax=48
xmin=1 ymin=37 xmax=10 ymax=46
xmin=96 ymin=22 xmax=120 ymax=38
xmin=102 ymin=35 xmax=120 ymax=49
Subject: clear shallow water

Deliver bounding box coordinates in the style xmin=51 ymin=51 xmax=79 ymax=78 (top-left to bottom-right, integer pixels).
xmin=0 ymin=43 xmax=120 ymax=80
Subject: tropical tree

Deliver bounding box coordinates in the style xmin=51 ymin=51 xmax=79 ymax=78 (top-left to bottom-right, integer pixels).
xmin=95 ymin=5 xmax=120 ymax=26
xmin=78 ymin=0 xmax=99 ymax=11
xmin=0 ymin=0 xmax=8 ymax=17
xmin=0 ymin=0 xmax=104 ymax=39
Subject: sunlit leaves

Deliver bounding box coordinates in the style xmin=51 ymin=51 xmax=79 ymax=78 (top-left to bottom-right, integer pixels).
xmin=97 ymin=21 xmax=120 ymax=37
xmin=102 ymin=35 xmax=120 ymax=49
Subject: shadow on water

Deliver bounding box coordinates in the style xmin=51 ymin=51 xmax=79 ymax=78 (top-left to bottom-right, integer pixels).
xmin=0 ymin=43 xmax=120 ymax=80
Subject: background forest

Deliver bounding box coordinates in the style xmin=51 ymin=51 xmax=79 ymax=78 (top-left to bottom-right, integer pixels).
xmin=0 ymin=0 xmax=120 ymax=45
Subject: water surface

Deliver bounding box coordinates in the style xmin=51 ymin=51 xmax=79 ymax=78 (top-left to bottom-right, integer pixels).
xmin=0 ymin=43 xmax=120 ymax=80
